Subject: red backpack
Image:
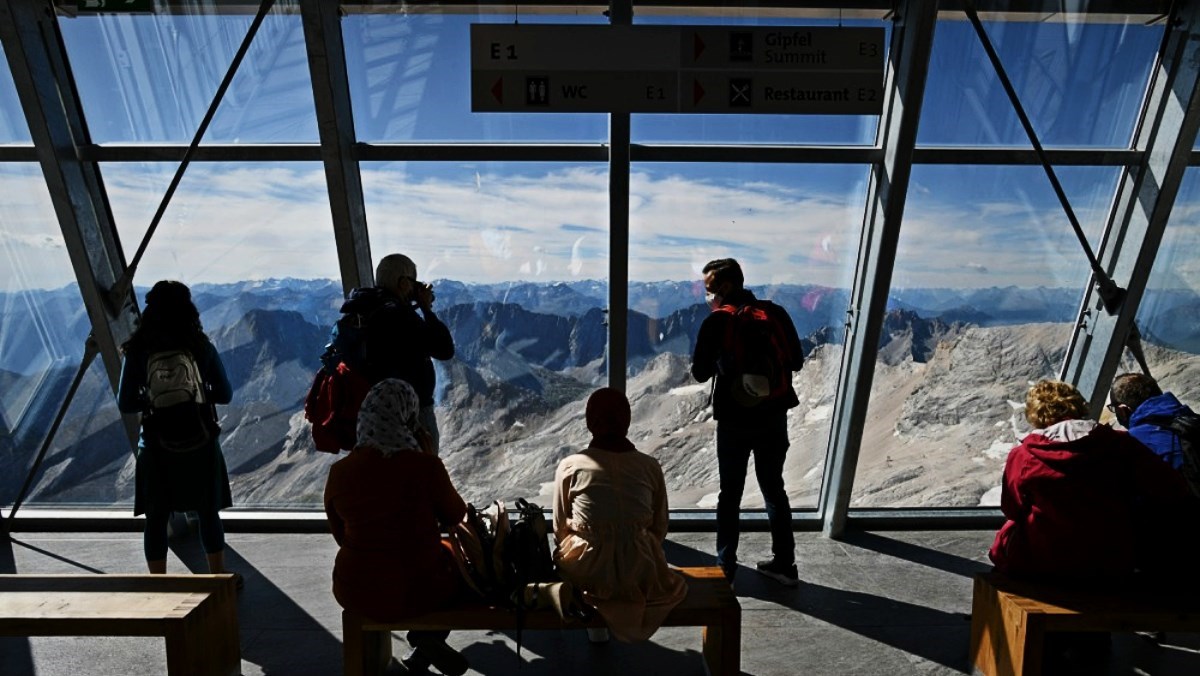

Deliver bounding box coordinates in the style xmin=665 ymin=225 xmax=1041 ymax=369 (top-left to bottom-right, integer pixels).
xmin=303 ymin=361 xmax=372 ymax=453
xmin=714 ymin=300 xmax=796 ymax=407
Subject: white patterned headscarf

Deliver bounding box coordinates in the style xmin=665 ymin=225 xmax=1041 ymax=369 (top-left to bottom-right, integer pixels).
xmin=356 ymin=378 xmax=421 ymax=457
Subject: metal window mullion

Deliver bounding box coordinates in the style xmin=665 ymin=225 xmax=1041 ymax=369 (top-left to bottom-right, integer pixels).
xmin=818 ymin=0 xmax=938 ymax=539
xmin=607 ymin=0 xmax=632 ymax=393
xmin=0 ymin=0 xmax=137 ymax=394
xmin=300 ymin=0 xmax=372 ymax=294
xmin=1060 ymin=3 xmax=1200 ymax=410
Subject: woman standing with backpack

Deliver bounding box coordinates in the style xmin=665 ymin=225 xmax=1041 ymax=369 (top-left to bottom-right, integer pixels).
xmin=117 ymin=280 xmax=237 ymax=584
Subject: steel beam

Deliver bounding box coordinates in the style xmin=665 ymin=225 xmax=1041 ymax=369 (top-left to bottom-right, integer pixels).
xmin=606 ymin=0 xmax=632 ymax=392
xmin=1061 ymin=2 xmax=1200 ymax=411
xmin=0 ymin=0 xmax=137 ymax=393
xmin=300 ymin=0 xmax=373 ymax=294
xmin=819 ymin=0 xmax=938 ymax=538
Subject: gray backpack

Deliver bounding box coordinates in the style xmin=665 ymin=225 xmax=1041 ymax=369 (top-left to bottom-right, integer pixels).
xmin=143 ymin=350 xmax=217 ymax=453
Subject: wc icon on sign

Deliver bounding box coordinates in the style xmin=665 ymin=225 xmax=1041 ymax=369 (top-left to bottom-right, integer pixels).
xmin=526 ymin=77 xmax=550 ymax=106
xmin=729 ymin=78 xmax=752 ymax=107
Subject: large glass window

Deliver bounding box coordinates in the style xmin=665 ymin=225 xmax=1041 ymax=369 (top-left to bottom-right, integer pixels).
xmin=0 ymin=163 xmax=89 ymax=508
xmin=345 ymin=13 xmax=608 ymax=142
xmin=103 ymin=161 xmax=342 ymax=508
xmin=918 ymin=17 xmax=1161 ymax=148
xmin=1130 ymin=169 xmax=1200 ymax=397
xmin=0 ymin=42 xmax=31 ymax=144
xmin=59 ymin=1 xmax=317 ymax=144
xmin=852 ymin=165 xmax=1119 ymax=508
xmin=364 ymin=160 xmax=609 ymax=506
xmin=629 ymin=162 xmax=867 ymax=510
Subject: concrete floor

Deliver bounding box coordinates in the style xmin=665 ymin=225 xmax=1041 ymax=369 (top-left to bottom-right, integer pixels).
xmin=2 ymin=527 xmax=1199 ymax=675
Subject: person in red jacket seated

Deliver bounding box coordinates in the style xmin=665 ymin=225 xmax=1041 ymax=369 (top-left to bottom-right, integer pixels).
xmin=324 ymin=378 xmax=468 ymax=676
xmin=990 ymin=379 xmax=1195 ymax=581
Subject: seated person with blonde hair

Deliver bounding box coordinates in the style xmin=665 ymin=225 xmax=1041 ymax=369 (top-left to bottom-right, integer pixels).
xmin=553 ymin=387 xmax=688 ymax=643
xmin=990 ymin=379 xmax=1195 ymax=581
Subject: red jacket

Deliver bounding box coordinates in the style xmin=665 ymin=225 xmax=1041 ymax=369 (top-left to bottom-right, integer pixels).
xmin=324 ymin=448 xmax=467 ymax=620
xmin=989 ymin=421 xmax=1195 ymax=580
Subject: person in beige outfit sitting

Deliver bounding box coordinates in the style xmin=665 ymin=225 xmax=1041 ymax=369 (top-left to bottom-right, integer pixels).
xmin=552 ymin=387 xmax=688 ymax=643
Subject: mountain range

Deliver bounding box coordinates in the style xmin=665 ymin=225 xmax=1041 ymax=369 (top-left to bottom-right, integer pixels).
xmin=2 ymin=278 xmax=1197 ymax=511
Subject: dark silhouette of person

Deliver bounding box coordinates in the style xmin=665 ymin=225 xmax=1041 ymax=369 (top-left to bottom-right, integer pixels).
xmin=690 ymin=258 xmax=804 ymax=586
xmin=117 ymin=280 xmax=237 ymax=584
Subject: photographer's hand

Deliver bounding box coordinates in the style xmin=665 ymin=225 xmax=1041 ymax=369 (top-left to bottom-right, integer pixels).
xmin=414 ymin=282 xmax=435 ymax=312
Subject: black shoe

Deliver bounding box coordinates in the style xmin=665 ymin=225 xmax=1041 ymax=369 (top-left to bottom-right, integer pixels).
xmin=755 ymin=558 xmax=799 ymax=587
xmin=400 ymin=647 xmax=432 ymax=674
xmin=406 ymin=635 xmax=468 ymax=676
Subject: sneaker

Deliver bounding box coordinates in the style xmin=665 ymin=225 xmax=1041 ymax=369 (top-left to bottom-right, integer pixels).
xmin=755 ymin=558 xmax=799 ymax=587
xmin=406 ymin=634 xmax=468 ymax=676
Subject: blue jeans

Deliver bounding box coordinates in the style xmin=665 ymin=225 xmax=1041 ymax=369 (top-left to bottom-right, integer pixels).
xmin=715 ymin=416 xmax=795 ymax=572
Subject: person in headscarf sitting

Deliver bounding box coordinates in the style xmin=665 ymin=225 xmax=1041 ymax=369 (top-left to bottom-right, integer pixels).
xmin=323 ymin=378 xmax=469 ymax=676
xmin=552 ymin=387 xmax=688 ymax=643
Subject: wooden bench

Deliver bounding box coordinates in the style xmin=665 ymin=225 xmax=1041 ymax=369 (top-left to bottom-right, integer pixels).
xmin=969 ymin=571 xmax=1200 ymax=676
xmin=343 ymin=566 xmax=740 ymax=676
xmin=0 ymin=574 xmax=240 ymax=676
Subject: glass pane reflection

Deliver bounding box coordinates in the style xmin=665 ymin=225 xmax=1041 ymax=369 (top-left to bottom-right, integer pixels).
xmin=1130 ymin=169 xmax=1200 ymax=406
xmin=918 ymin=18 xmax=1160 ymax=148
xmin=853 ymin=165 xmax=1119 ymax=508
xmin=0 ymin=164 xmax=88 ymax=506
xmin=346 ymin=13 xmax=607 ymax=142
xmin=60 ymin=1 xmax=317 ymax=144
xmin=0 ymin=41 xmax=31 ymax=144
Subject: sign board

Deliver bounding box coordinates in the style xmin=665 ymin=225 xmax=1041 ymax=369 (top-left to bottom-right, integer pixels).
xmin=471 ymin=24 xmax=885 ymax=115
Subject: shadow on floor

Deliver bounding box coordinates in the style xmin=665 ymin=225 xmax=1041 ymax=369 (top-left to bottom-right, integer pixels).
xmin=0 ymin=536 xmax=36 ymax=676
xmin=742 ymin=577 xmax=971 ymax=672
xmin=167 ymin=525 xmax=345 ymax=675
xmin=838 ymin=531 xmax=990 ymax=579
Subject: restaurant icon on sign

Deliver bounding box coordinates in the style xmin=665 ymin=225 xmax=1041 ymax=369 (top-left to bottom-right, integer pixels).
xmin=729 ymin=78 xmax=752 ymax=107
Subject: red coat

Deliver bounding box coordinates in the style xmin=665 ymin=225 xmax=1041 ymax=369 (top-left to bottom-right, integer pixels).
xmin=324 ymin=447 xmax=467 ymax=621
xmin=989 ymin=422 xmax=1195 ymax=580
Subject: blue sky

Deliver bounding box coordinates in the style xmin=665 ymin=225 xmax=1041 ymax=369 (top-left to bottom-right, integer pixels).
xmin=1 ymin=8 xmax=1190 ymax=294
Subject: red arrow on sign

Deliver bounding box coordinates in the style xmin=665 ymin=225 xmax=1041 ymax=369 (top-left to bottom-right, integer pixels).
xmin=693 ymin=80 xmax=705 ymax=105
xmin=694 ymin=34 xmax=706 ymax=61
xmin=491 ymin=77 xmax=504 ymax=104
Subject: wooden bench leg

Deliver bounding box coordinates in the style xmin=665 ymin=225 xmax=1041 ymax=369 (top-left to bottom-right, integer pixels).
xmin=342 ymin=611 xmax=392 ymax=676
xmin=164 ymin=584 xmax=241 ymax=676
xmin=702 ymin=608 xmax=740 ymax=676
xmin=971 ymin=576 xmax=1043 ymax=676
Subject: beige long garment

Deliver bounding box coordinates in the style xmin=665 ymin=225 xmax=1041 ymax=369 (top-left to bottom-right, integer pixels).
xmin=553 ymin=447 xmax=688 ymax=642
